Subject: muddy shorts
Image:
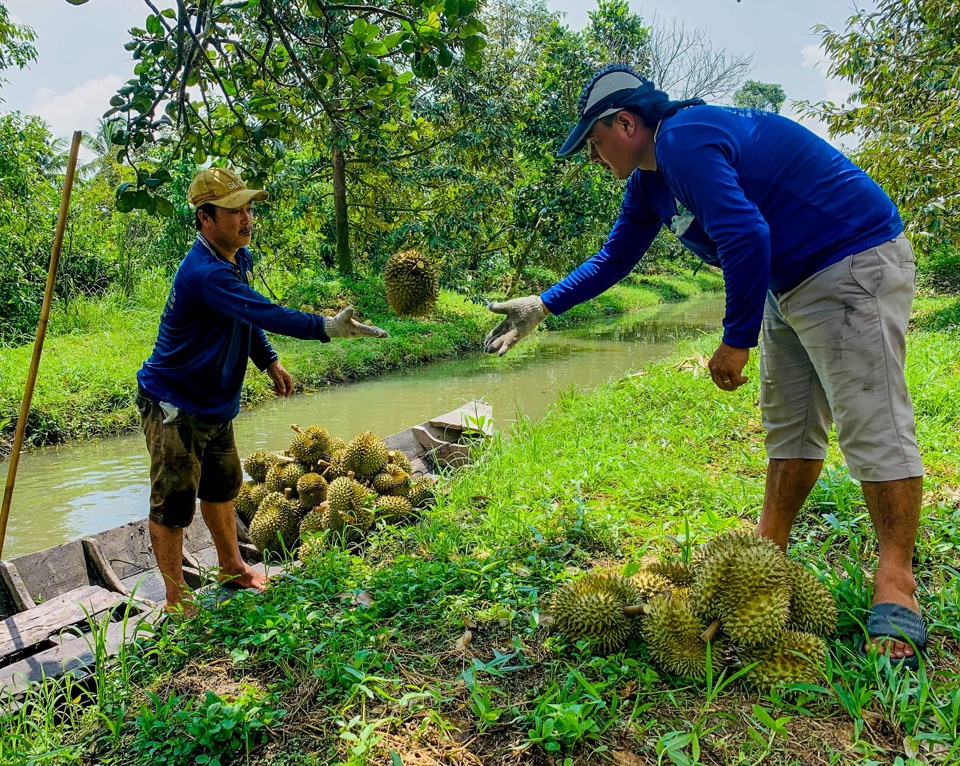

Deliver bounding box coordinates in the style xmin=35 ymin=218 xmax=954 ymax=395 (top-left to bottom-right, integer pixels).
xmin=759 ymin=235 xmax=924 ymax=482
xmin=136 ymin=390 xmax=243 ymax=528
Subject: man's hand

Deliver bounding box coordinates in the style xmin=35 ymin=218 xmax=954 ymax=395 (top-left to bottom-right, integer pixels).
xmin=267 ymin=360 xmax=293 ymax=397
xmin=484 ymin=295 xmax=549 ymax=356
xmin=708 ymin=343 xmax=749 ymax=390
xmin=324 ymin=306 xmax=388 ymax=339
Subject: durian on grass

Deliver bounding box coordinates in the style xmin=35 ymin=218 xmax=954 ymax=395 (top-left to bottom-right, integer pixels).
xmin=383 ymin=249 xmax=440 ymax=317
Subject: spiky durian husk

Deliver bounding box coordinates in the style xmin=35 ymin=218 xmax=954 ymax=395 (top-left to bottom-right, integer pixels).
xmin=721 ymin=585 xmax=792 ymax=647
xmin=343 ymin=432 xmax=389 ymax=477
xmin=299 ymin=505 xmax=328 ymax=537
xmin=264 ymin=463 xmax=289 ymax=493
xmin=243 ymin=450 xmax=272 ymax=484
xmin=387 ymin=449 xmax=413 ymax=474
xmin=326 ymin=435 xmax=347 ymax=460
xmin=739 ymin=630 xmax=827 ymax=688
xmin=297 ymin=472 xmax=329 ymax=508
xmin=324 ymin=451 xmax=348 ymax=481
xmin=375 ymin=494 xmax=415 ymax=524
xmin=690 ymin=532 xmax=788 ymax=624
xmin=372 ymin=464 xmax=411 ymax=496
xmin=785 ymin=560 xmax=837 ymax=637
xmin=249 ymin=491 xmax=299 ymax=556
xmin=323 ymin=503 xmax=345 ymax=535
xmin=235 ymin=481 xmax=269 ymax=524
xmin=551 ymin=572 xmax=642 ymax=654
xmin=351 ymin=505 xmax=376 ymax=531
xmin=327 ymin=476 xmax=369 ymax=515
xmin=643 ymin=589 xmax=726 ymax=679
xmin=288 ymin=425 xmax=330 ymax=464
xmin=383 ymin=249 xmax=440 ymax=317
xmin=645 ymin=560 xmax=694 ymax=588
xmin=248 ymin=502 xmax=283 ymax=556
xmin=297 ymin=534 xmax=325 ymax=561
xmin=631 ymin=570 xmax=672 ymax=601
xmin=408 ymin=476 xmax=437 ymax=509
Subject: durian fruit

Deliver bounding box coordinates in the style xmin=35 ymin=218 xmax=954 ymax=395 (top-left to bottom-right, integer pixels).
xmin=387 ymin=449 xmax=413 ymax=475
xmin=690 ymin=531 xmax=791 ymax=647
xmin=289 ymin=424 xmax=330 ymax=464
xmin=739 ymin=630 xmax=827 ymax=688
xmin=267 ymin=462 xmax=308 ymax=494
xmin=631 ymin=569 xmax=672 ymax=601
xmin=645 ymin=560 xmax=694 ymax=588
xmin=297 ymin=472 xmax=329 ymax=508
xmin=350 ymin=505 xmax=376 ymax=532
xmin=249 ymin=491 xmax=301 ymax=556
xmin=374 ymin=494 xmax=414 ymax=524
xmin=235 ymin=481 xmax=269 ymax=524
xmin=785 ymin=560 xmax=837 ymax=637
xmin=297 ymin=534 xmax=325 ymax=561
xmin=342 ymin=432 xmax=389 ymax=477
xmin=324 ymin=451 xmax=348 ymax=482
xmin=327 ymin=435 xmax=347 ymax=459
xmin=383 ymin=249 xmax=440 ymax=317
xmin=327 ymin=476 xmax=370 ymax=516
xmin=551 ymin=572 xmax=645 ymax=654
xmin=244 ymin=450 xmax=283 ymax=484
xmin=372 ymin=464 xmax=411 ymax=496
xmin=643 ymin=588 xmax=726 ymax=679
xmin=299 ymin=502 xmax=328 ymax=537
xmin=408 ymin=476 xmax=437 ymax=509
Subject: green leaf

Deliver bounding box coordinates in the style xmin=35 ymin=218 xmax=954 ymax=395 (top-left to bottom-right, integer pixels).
xmin=154 ymin=196 xmax=174 ymax=217
xmin=146 ymin=14 xmax=163 ymax=36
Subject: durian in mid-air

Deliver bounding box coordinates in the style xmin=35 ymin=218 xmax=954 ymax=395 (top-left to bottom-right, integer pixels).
xmin=383 ymin=249 xmax=440 ymax=317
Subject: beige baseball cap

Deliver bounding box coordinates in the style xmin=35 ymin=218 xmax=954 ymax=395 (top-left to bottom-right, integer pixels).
xmin=188 ymin=167 xmax=269 ymax=209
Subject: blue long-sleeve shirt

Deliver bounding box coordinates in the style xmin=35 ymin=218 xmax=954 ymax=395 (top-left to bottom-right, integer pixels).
xmin=137 ymin=239 xmax=329 ymax=422
xmin=541 ymin=105 xmax=903 ymax=348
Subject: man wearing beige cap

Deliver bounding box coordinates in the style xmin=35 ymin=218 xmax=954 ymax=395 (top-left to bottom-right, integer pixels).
xmin=136 ymin=167 xmax=387 ymax=614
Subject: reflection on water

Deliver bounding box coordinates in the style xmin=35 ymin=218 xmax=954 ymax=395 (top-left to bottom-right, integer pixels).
xmin=3 ymin=295 xmax=723 ymax=556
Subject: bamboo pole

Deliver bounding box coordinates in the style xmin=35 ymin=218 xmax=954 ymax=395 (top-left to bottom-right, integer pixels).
xmin=0 ymin=130 xmax=83 ymax=559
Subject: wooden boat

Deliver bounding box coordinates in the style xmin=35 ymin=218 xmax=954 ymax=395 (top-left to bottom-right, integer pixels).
xmin=0 ymin=402 xmax=491 ymax=702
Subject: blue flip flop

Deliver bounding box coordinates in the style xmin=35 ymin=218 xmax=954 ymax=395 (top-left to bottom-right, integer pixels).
xmin=861 ymin=602 xmax=928 ymax=670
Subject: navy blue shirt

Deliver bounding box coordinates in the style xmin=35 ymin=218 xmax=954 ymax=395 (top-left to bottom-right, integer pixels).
xmin=541 ymin=105 xmax=903 ymax=348
xmin=137 ymin=238 xmax=329 ymax=422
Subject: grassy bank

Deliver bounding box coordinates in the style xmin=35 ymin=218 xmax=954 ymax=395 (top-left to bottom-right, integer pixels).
xmin=4 ymin=295 xmax=958 ymax=765
xmin=0 ymin=269 xmax=722 ymax=452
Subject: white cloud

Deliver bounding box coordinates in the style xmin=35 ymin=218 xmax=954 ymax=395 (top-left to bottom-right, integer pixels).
xmin=800 ymin=43 xmax=855 ymax=107
xmin=28 ymin=74 xmax=125 ymax=139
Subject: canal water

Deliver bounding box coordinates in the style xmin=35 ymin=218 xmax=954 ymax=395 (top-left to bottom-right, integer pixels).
xmin=3 ymin=295 xmax=724 ymax=557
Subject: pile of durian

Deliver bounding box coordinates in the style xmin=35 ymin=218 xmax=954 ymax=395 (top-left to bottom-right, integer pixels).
xmin=236 ymin=425 xmax=437 ymax=560
xmin=550 ymin=531 xmax=837 ymax=689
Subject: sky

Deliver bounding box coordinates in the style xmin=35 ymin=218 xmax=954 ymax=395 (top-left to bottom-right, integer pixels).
xmin=1 ymin=0 xmax=869 ymax=146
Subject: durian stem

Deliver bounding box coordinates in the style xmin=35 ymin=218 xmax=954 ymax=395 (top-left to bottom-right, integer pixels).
xmin=701 ymin=619 xmax=721 ymax=642
xmin=622 ymin=603 xmax=650 ymax=617
xmin=290 ymin=424 xmax=304 ymax=434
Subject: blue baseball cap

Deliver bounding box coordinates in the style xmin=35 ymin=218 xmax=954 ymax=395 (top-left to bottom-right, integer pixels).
xmin=558 ymin=65 xmax=658 ymax=158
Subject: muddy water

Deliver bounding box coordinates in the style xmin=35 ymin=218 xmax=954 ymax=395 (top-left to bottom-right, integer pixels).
xmin=3 ymin=295 xmax=724 ymax=556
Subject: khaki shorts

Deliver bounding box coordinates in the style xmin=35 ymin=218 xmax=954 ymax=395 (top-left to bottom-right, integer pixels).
xmin=759 ymin=235 xmax=923 ymax=482
xmin=137 ymin=391 xmax=243 ymax=528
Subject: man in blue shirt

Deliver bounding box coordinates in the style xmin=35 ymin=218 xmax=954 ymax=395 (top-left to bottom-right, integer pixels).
xmin=485 ymin=66 xmax=926 ymax=666
xmin=138 ymin=167 xmax=387 ymax=614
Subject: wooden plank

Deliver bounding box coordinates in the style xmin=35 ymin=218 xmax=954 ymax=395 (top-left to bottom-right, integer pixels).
xmin=92 ymin=519 xmax=157 ymax=580
xmin=428 ymin=401 xmax=493 ymax=437
xmin=7 ymin=540 xmax=91 ymax=604
xmin=0 ymin=586 xmax=126 ymax=661
xmin=0 ymin=607 xmax=160 ymax=699
xmin=120 ymin=570 xmax=167 ymax=605
xmin=0 ymin=560 xmax=35 ymax=614
xmin=82 ymin=538 xmax=130 ymax=596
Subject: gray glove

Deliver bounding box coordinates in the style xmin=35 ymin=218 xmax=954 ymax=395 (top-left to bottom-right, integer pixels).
xmin=484 ymin=295 xmax=549 ymax=356
xmin=324 ymin=306 xmax=388 ymax=339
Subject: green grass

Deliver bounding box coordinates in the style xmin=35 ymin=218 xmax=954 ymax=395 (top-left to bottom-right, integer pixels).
xmin=1 ymin=293 xmax=957 ymax=765
xmin=0 ymin=269 xmax=721 ymax=451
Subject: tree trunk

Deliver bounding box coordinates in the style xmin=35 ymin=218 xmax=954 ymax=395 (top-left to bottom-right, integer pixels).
xmin=332 ymin=140 xmax=351 ymax=275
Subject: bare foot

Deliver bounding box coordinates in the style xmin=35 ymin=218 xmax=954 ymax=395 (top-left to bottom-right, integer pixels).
xmin=218 ymin=562 xmax=268 ymax=591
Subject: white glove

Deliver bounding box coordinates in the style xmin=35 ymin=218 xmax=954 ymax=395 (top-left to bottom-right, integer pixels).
xmin=324 ymin=306 xmax=388 ymax=339
xmin=484 ymin=295 xmax=549 ymax=356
